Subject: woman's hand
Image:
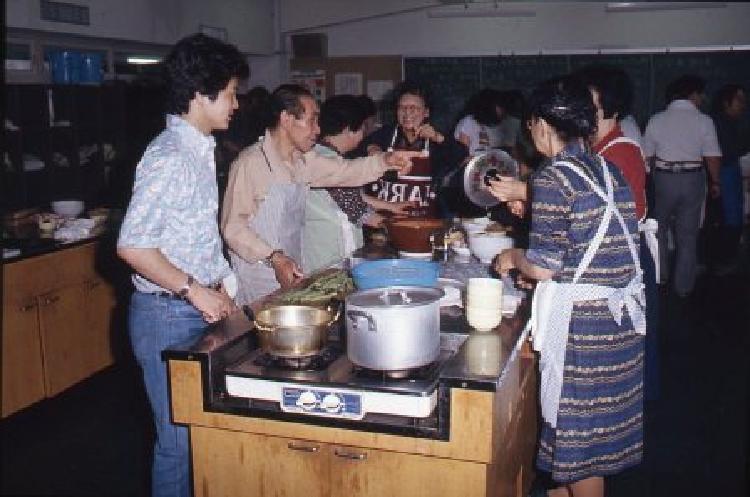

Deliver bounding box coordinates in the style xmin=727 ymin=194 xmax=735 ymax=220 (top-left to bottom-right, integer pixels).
xmin=493 ymin=248 xmax=519 ymax=277
xmin=415 ymin=123 xmax=444 ymax=143
xmin=363 ymin=212 xmax=385 ymax=228
xmin=487 ymin=177 xmax=528 ymax=202
xmin=508 ymin=200 xmax=526 ymax=218
xmin=386 ymin=200 xmax=419 ymax=216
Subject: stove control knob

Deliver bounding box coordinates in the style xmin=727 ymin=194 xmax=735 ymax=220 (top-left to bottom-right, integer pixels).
xmin=321 ymin=394 xmax=342 ymax=412
xmin=297 ymin=391 xmax=318 ymax=410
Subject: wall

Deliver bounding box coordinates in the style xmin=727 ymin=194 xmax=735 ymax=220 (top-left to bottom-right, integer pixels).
xmin=6 ymin=0 xmax=275 ymax=53
xmin=279 ymin=0 xmax=750 ymax=56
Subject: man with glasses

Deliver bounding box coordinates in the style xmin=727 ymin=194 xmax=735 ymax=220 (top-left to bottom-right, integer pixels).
xmin=362 ymin=81 xmax=467 ymax=218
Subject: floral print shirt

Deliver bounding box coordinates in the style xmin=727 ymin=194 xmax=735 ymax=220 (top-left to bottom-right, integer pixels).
xmin=118 ymin=115 xmax=231 ymax=293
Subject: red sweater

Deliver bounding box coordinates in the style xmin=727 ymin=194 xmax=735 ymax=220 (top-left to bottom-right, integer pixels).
xmin=594 ymin=124 xmax=647 ymax=219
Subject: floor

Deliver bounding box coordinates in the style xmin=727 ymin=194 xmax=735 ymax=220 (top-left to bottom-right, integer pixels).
xmin=2 ymin=250 xmax=748 ymax=497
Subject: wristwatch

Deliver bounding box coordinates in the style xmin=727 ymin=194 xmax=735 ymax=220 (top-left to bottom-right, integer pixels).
xmin=266 ymin=249 xmax=284 ymax=266
xmin=177 ymin=275 xmax=195 ymax=299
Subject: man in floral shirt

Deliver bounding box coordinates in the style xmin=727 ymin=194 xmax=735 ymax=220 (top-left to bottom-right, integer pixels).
xmin=117 ymin=34 xmax=247 ymax=497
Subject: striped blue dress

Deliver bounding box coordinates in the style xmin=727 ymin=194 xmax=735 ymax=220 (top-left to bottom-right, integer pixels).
xmin=526 ymin=144 xmax=644 ymax=483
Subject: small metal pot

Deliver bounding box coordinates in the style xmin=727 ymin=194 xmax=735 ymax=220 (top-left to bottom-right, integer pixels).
xmin=345 ymin=286 xmax=444 ymax=371
xmin=253 ymin=304 xmax=340 ymax=358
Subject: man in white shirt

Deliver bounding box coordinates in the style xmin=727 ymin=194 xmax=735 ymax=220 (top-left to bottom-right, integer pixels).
xmin=643 ymin=75 xmax=722 ymax=297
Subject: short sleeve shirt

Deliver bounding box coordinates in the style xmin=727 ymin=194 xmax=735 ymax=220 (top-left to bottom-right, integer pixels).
xmin=118 ymin=115 xmax=231 ymax=293
xmin=643 ymin=100 xmax=722 ymax=161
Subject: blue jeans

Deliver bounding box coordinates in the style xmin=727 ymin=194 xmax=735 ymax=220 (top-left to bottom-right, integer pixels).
xmin=129 ymin=292 xmax=207 ymax=497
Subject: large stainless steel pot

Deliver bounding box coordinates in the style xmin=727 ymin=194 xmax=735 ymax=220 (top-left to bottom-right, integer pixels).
xmin=345 ymin=286 xmax=444 ymax=371
xmin=253 ymin=304 xmax=340 ymax=358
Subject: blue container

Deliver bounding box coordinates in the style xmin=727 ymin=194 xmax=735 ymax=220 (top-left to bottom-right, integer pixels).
xmin=352 ymin=259 xmax=439 ymax=290
xmin=48 ymin=50 xmax=82 ymax=84
xmin=80 ymin=53 xmax=103 ymax=84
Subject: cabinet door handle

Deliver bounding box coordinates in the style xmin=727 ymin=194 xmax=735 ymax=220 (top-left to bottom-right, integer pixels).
xmin=287 ymin=442 xmax=320 ymax=453
xmin=42 ymin=295 xmax=60 ymax=306
xmin=20 ymin=302 xmax=37 ymax=312
xmin=334 ymin=448 xmax=367 ymax=461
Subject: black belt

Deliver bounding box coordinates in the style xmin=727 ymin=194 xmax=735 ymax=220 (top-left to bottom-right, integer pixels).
xmin=654 ymin=158 xmax=703 ymax=173
xmin=146 ymin=281 xmax=222 ymax=300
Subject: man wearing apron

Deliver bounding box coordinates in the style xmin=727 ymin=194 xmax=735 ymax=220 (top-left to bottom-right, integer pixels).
xmin=362 ymin=81 xmax=468 ymax=218
xmin=643 ymin=75 xmax=722 ymax=297
xmin=221 ymin=84 xmax=416 ymax=304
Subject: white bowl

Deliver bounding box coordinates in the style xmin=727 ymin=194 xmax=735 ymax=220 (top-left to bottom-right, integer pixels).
xmin=51 ymin=200 xmax=84 ymax=218
xmin=468 ymin=232 xmax=514 ymax=264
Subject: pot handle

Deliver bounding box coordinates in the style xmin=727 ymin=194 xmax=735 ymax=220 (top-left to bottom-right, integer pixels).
xmin=243 ymin=305 xmax=276 ymax=334
xmin=346 ymin=310 xmax=377 ymax=332
xmin=325 ymin=302 xmax=342 ymax=326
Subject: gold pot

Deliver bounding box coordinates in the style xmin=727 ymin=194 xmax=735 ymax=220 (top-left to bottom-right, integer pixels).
xmin=254 ymin=304 xmax=340 ymax=358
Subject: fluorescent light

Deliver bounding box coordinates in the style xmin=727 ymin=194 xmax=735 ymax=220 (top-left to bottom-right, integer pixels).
xmin=428 ymin=6 xmax=536 ymax=18
xmin=127 ymin=56 xmax=161 ymax=65
xmin=606 ymin=2 xmax=727 ymax=13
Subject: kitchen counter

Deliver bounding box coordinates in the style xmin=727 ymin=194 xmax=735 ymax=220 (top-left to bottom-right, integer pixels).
xmin=164 ymin=257 xmax=538 ymax=497
xmin=2 ymin=222 xmax=113 ymax=263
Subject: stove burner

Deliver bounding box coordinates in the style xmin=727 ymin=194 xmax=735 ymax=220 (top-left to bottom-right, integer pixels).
xmin=253 ymin=347 xmax=340 ymax=371
xmin=353 ymin=361 xmax=440 ymax=382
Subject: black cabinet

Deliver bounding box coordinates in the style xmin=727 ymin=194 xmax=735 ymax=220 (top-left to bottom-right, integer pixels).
xmin=2 ymin=83 xmax=165 ymax=211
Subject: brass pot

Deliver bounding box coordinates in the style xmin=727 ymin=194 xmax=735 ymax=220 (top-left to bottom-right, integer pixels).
xmin=254 ymin=304 xmax=340 ymax=358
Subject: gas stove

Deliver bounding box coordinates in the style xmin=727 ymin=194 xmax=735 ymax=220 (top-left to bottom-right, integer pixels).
xmin=224 ymin=344 xmax=456 ymax=421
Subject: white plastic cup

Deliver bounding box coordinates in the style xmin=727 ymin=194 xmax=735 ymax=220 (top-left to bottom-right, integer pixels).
xmin=466 ymin=306 xmax=502 ymax=331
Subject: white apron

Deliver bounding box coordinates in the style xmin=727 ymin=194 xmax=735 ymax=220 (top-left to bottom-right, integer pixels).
xmin=598 ymin=136 xmax=660 ymax=283
xmin=526 ymin=158 xmax=646 ymax=429
xmin=230 ymin=175 xmax=308 ymax=305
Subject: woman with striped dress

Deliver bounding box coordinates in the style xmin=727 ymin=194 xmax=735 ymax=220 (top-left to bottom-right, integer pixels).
xmin=494 ymin=76 xmax=645 ymax=497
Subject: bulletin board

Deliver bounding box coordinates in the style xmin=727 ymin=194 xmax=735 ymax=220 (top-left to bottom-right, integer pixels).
xmin=290 ymin=55 xmax=403 ymax=122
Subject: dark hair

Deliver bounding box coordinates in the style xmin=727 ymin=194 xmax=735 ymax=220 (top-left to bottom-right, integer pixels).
xmin=577 ymin=64 xmax=633 ymax=120
xmin=319 ymin=95 xmax=368 ymax=137
xmin=713 ymin=83 xmax=746 ymax=115
xmin=163 ymin=33 xmax=248 ymax=115
xmin=665 ymin=74 xmax=705 ymax=103
xmin=527 ymin=76 xmax=597 ymax=141
xmin=356 ymin=94 xmax=377 ymax=118
xmin=268 ymin=84 xmax=313 ymax=128
xmin=464 ymin=89 xmax=503 ymax=126
xmin=393 ymin=80 xmax=432 ymax=111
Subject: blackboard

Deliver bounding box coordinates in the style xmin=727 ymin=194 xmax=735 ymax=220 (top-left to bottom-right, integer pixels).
xmin=481 ymin=55 xmax=569 ymax=92
xmin=652 ymin=51 xmax=750 ymax=114
xmin=403 ymin=57 xmax=481 ymax=133
xmin=405 ymin=51 xmax=750 ymax=134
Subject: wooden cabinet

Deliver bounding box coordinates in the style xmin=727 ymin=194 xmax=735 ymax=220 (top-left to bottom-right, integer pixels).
xmin=193 ymin=428 xmax=330 ymax=497
xmin=1 ymin=242 xmax=117 ymax=417
xmin=329 ymin=445 xmax=487 ymax=497
xmin=191 ymin=427 xmax=487 ymax=497
xmin=1 ymin=290 xmax=46 ymax=416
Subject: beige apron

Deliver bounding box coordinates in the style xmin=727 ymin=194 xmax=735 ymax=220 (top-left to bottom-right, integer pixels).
xmin=527 ymin=158 xmax=646 ymax=428
xmin=230 ymin=179 xmax=308 ymax=305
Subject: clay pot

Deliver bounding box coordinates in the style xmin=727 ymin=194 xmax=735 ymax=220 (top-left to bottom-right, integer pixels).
xmin=385 ymin=217 xmax=444 ymax=253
